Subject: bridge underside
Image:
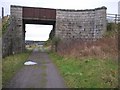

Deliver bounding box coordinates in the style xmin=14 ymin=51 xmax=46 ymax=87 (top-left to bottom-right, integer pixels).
xmin=23 ymin=19 xmax=56 ymax=25
xmin=22 ymin=19 xmax=56 ymax=52
xmin=2 ymin=5 xmax=107 ymax=57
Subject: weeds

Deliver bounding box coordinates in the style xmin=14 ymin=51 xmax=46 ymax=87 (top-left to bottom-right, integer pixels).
xmin=2 ymin=50 xmax=32 ymax=87
xmin=2 ymin=16 xmax=10 ymax=35
xmin=49 ymin=52 xmax=118 ymax=88
xmin=57 ymin=35 xmax=118 ymax=60
xmin=48 ymin=24 xmax=118 ymax=88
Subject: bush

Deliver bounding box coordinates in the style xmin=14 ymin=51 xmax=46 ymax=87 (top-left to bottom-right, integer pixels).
xmin=2 ymin=17 xmax=10 ymax=35
xmin=52 ymin=37 xmax=61 ymax=52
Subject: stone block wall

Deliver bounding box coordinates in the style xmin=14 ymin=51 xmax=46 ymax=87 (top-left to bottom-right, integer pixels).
xmin=2 ymin=16 xmax=16 ymax=57
xmin=55 ymin=7 xmax=107 ymax=41
xmin=10 ymin=6 xmax=24 ymax=53
xmin=2 ymin=6 xmax=107 ymax=57
xmin=2 ymin=6 xmax=24 ymax=57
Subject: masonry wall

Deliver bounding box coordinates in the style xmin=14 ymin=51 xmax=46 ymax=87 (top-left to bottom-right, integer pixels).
xmin=2 ymin=6 xmax=24 ymax=57
xmin=55 ymin=7 xmax=107 ymax=41
xmin=10 ymin=6 xmax=24 ymax=53
xmin=2 ymin=17 xmax=15 ymax=57
xmin=2 ymin=6 xmax=107 ymax=57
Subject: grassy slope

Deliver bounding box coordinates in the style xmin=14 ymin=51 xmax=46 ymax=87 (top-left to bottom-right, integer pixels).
xmin=49 ymin=52 xmax=118 ymax=88
xmin=45 ymin=23 xmax=118 ymax=88
xmin=2 ymin=16 xmax=10 ymax=35
xmin=0 ymin=60 xmax=2 ymax=89
xmin=2 ymin=50 xmax=32 ymax=87
xmin=0 ymin=18 xmax=2 ymax=37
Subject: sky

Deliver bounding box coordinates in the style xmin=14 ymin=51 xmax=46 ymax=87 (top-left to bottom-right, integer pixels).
xmin=25 ymin=24 xmax=53 ymax=41
xmin=0 ymin=0 xmax=120 ymax=41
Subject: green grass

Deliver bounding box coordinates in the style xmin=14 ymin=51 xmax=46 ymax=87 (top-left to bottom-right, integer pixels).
xmin=2 ymin=50 xmax=32 ymax=87
xmin=49 ymin=52 xmax=118 ymax=88
xmin=0 ymin=60 xmax=2 ymax=89
xmin=2 ymin=19 xmax=9 ymax=35
xmin=0 ymin=20 xmax=2 ymax=37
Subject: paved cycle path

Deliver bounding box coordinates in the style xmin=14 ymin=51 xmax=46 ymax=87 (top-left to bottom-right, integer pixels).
xmin=4 ymin=48 xmax=66 ymax=88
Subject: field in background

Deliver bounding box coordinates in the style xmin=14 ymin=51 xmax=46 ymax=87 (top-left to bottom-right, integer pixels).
xmin=25 ymin=44 xmax=36 ymax=50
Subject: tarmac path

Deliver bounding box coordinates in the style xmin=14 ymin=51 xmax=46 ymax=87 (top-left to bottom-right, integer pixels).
xmin=4 ymin=47 xmax=66 ymax=88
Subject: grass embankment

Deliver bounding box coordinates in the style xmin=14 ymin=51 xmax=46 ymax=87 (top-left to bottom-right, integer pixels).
xmin=49 ymin=52 xmax=118 ymax=88
xmin=2 ymin=16 xmax=10 ymax=35
xmin=2 ymin=50 xmax=32 ymax=87
xmin=0 ymin=60 xmax=2 ymax=89
xmin=47 ymin=23 xmax=118 ymax=88
xmin=0 ymin=18 xmax=2 ymax=37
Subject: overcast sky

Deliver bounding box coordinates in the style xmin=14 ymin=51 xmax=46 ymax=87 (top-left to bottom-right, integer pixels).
xmin=25 ymin=24 xmax=52 ymax=41
xmin=0 ymin=0 xmax=119 ymax=41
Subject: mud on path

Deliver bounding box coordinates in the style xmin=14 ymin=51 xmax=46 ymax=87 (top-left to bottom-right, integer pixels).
xmin=4 ymin=48 xmax=66 ymax=88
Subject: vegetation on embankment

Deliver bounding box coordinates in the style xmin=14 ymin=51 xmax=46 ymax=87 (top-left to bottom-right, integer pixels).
xmin=0 ymin=60 xmax=2 ymax=89
xmin=56 ymin=23 xmax=118 ymax=59
xmin=49 ymin=52 xmax=118 ymax=88
xmin=48 ymin=23 xmax=118 ymax=88
xmin=2 ymin=50 xmax=32 ymax=87
xmin=2 ymin=16 xmax=10 ymax=35
xmin=0 ymin=18 xmax=2 ymax=37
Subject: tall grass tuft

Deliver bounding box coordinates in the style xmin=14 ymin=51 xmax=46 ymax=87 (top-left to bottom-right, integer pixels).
xmin=57 ymin=34 xmax=118 ymax=60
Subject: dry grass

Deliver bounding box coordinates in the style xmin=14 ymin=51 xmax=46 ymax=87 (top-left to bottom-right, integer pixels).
xmin=49 ymin=31 xmax=118 ymax=88
xmin=50 ymin=52 xmax=118 ymax=88
xmin=57 ymin=34 xmax=118 ymax=60
xmin=49 ymin=24 xmax=119 ymax=88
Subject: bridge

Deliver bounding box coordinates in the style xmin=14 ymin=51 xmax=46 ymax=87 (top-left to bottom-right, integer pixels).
xmin=2 ymin=5 xmax=107 ymax=57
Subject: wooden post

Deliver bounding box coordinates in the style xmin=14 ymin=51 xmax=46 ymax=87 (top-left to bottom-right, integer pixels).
xmin=115 ymin=14 xmax=117 ymax=24
xmin=2 ymin=7 xmax=4 ymax=19
xmin=113 ymin=14 xmax=117 ymax=33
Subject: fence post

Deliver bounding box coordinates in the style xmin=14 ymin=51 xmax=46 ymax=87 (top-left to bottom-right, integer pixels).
xmin=2 ymin=7 xmax=4 ymax=19
xmin=115 ymin=14 xmax=117 ymax=24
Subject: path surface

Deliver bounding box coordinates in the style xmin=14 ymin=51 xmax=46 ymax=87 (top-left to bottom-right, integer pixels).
xmin=5 ymin=47 xmax=66 ymax=88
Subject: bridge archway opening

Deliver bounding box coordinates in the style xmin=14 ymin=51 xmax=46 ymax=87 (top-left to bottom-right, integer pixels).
xmin=25 ymin=24 xmax=53 ymax=41
xmin=23 ymin=19 xmax=56 ymax=49
xmin=24 ymin=23 xmax=54 ymax=49
xmin=21 ymin=6 xmax=56 ymax=50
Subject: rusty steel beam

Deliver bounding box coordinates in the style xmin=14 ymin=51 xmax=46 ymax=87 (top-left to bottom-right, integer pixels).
xmin=23 ymin=7 xmax=56 ymax=21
